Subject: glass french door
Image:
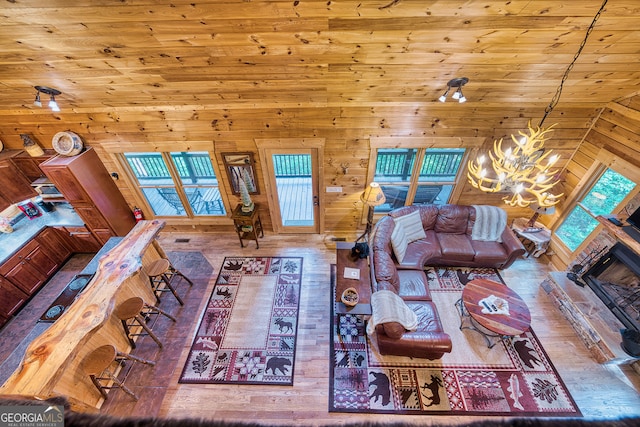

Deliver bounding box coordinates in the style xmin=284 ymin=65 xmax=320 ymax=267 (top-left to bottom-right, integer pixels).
xmin=260 ymin=148 xmax=320 ymax=233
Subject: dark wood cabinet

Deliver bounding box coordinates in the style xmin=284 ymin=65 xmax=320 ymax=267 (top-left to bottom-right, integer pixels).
xmin=11 ymin=149 xmax=55 ymax=181
xmin=0 ymin=150 xmax=38 ymax=209
xmin=0 ymin=276 xmax=28 ymax=321
xmin=0 ymin=239 xmax=58 ymax=295
xmin=40 ymin=148 xmax=136 ymax=244
xmin=58 ymin=225 xmax=102 ymax=253
xmin=36 ymin=227 xmax=73 ymax=264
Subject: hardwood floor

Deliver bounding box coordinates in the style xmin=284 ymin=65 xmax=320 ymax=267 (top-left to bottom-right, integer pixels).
xmin=2 ymin=231 xmax=639 ymax=424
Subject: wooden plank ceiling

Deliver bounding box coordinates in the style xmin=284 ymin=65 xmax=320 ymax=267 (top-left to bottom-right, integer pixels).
xmin=0 ymin=0 xmax=639 ymax=224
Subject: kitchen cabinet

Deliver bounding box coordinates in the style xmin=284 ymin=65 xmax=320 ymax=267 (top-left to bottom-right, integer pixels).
xmin=36 ymin=227 xmax=73 ymax=264
xmin=0 ymin=150 xmax=38 ymax=210
xmin=11 ymin=149 xmax=55 ymax=181
xmin=0 ymin=276 xmax=28 ymax=322
xmin=0 ymin=239 xmax=57 ymax=295
xmin=40 ymin=148 xmax=136 ymax=245
xmin=56 ymin=225 xmax=102 ymax=253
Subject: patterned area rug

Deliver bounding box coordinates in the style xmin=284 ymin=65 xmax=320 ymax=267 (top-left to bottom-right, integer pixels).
xmin=179 ymin=256 xmax=302 ymax=385
xmin=329 ymin=266 xmax=581 ymax=417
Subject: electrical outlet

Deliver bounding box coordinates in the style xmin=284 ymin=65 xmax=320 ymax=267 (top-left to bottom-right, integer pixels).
xmin=326 ymin=186 xmax=342 ymax=193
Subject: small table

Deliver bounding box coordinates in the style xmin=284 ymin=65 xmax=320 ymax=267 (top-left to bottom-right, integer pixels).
xmin=456 ymin=278 xmax=531 ymax=348
xmin=511 ymin=217 xmax=552 ymax=257
xmin=334 ymin=242 xmax=372 ymax=332
xmin=231 ymin=204 xmax=264 ymax=248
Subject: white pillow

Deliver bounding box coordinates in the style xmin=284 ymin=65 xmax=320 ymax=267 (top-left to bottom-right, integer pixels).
xmin=393 ymin=210 xmax=426 ymax=243
xmin=390 ymin=223 xmax=409 ymax=263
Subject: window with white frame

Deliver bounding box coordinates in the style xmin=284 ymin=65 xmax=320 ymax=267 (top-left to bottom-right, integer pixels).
xmin=123 ymin=151 xmax=226 ymax=217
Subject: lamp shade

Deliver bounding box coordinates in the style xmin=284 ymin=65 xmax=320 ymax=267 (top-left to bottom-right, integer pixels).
xmin=361 ymin=182 xmax=386 ymax=206
xmin=531 ymin=202 xmax=556 ymax=215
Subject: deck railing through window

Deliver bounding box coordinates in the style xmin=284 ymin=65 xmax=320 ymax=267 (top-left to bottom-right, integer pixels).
xmin=126 ymin=153 xmax=218 ymax=182
xmin=273 ymin=154 xmax=311 ymax=177
xmin=376 ymin=149 xmax=463 ymax=180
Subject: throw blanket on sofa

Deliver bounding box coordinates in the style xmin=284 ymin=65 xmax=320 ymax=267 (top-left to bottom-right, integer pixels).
xmin=471 ymin=205 xmax=507 ymax=242
xmin=366 ymin=290 xmax=418 ymax=336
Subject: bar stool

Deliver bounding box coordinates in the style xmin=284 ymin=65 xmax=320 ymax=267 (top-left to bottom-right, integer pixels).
xmin=81 ymin=344 xmax=155 ymax=401
xmin=114 ymin=297 xmax=176 ymax=349
xmin=145 ymin=258 xmax=194 ymax=305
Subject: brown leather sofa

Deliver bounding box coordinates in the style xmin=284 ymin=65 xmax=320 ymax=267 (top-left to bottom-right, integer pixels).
xmin=368 ymin=204 xmax=525 ymax=359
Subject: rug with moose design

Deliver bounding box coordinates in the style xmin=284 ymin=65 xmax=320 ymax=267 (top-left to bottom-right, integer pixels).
xmin=329 ymin=266 xmax=581 ymax=417
xmin=179 ymin=257 xmax=302 ymax=385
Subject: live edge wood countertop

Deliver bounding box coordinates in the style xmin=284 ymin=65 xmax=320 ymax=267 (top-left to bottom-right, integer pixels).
xmin=0 ymin=220 xmax=167 ymax=412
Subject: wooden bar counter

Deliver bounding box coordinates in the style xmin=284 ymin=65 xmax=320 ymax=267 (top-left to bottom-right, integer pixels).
xmin=0 ymin=220 xmax=168 ymax=411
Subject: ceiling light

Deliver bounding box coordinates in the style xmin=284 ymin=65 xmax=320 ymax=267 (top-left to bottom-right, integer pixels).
xmin=33 ymin=85 xmax=62 ymax=112
xmin=437 ymin=77 xmax=469 ymax=103
xmin=466 ymin=0 xmax=608 ymax=208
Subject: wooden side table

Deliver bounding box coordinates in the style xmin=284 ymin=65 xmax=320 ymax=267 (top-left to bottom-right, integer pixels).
xmin=231 ymin=204 xmax=264 ymax=248
xmin=511 ymin=217 xmax=552 ymax=258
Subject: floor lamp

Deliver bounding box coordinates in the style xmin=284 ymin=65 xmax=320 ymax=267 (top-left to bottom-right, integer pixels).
xmin=357 ymin=182 xmax=386 ymax=242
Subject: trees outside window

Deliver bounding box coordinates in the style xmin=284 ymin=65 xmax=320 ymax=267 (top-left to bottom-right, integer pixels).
xmin=555 ymin=168 xmax=636 ymax=252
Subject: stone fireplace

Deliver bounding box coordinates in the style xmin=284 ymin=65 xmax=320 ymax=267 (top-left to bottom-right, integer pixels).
xmin=582 ymin=242 xmax=640 ymax=334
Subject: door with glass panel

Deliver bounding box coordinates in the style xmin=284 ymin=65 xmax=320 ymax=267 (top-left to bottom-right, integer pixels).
xmin=261 ymin=148 xmax=319 ymax=233
xmin=372 ymin=148 xmax=466 ymax=213
xmin=123 ymin=151 xmax=226 ymax=217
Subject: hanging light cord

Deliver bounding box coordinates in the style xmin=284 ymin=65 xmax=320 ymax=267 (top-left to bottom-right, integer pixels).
xmin=539 ymin=0 xmax=608 ymax=128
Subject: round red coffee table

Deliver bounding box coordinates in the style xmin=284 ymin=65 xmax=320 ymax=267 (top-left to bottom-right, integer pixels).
xmin=456 ymin=278 xmax=531 ymax=348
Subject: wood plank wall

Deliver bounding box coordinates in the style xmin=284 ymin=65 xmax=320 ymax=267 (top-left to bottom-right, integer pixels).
xmin=547 ymin=94 xmax=640 ymax=269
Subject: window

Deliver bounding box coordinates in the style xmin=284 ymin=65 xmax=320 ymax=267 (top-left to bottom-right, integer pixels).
xmin=372 ymin=148 xmax=466 ymax=213
xmin=555 ymin=168 xmax=636 ymax=251
xmin=124 ymin=151 xmax=226 ymax=217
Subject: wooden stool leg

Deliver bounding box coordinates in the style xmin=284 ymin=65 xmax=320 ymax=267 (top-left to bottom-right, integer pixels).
xmin=116 ymin=350 xmax=156 ymax=367
xmin=134 ymin=314 xmax=163 ymax=348
xmin=161 ymin=272 xmax=184 ymax=305
xmin=103 ymin=370 xmax=139 ymax=401
xmin=144 ymin=302 xmax=176 ymax=322
xmin=170 ymin=266 xmax=194 ymax=287
xmin=89 ymin=374 xmax=109 ymax=400
xmin=120 ymin=319 xmax=137 ymax=349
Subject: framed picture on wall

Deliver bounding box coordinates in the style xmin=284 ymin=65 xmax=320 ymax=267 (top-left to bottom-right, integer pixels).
xmin=222 ymin=152 xmax=259 ymax=195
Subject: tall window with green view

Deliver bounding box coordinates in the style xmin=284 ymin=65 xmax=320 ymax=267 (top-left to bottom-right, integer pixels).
xmin=555 ymin=168 xmax=636 ymax=252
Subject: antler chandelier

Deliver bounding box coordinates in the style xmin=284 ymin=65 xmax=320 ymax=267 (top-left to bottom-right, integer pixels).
xmin=467 ymin=0 xmax=608 ymax=208
xmin=467 ymin=122 xmax=562 ymax=208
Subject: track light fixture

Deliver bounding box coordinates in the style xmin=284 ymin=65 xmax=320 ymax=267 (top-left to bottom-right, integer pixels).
xmin=33 ymin=86 xmax=61 ymax=112
xmin=438 ymin=77 xmax=468 ymax=103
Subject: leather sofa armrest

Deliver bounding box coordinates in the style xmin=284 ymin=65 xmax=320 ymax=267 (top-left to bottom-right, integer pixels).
xmin=499 ymin=227 xmax=526 ymax=268
xmin=376 ymin=327 xmax=453 ymax=359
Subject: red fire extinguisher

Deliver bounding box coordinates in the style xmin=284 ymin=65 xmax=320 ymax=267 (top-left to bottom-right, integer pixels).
xmin=133 ymin=206 xmax=144 ymax=222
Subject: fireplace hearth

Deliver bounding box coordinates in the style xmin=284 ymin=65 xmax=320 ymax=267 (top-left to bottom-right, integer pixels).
xmin=582 ymin=242 xmax=640 ymax=336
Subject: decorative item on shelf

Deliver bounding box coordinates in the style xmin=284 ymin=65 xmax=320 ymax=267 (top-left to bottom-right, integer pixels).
xmin=0 ymin=138 xmax=3 ymax=152
xmin=355 ymin=182 xmax=386 ymax=242
xmin=524 ymin=202 xmax=556 ymax=233
xmin=438 ymin=77 xmax=468 ymax=103
xmin=341 ymin=287 xmax=359 ymax=307
xmin=466 ymin=0 xmax=607 ymax=208
xmin=241 ymin=225 xmax=253 ymax=232
xmin=20 ymin=133 xmax=45 ymax=157
xmin=222 ymin=152 xmax=259 ymax=195
xmin=52 ymin=131 xmax=83 ymax=156
xmin=239 ymin=170 xmax=255 ymax=213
